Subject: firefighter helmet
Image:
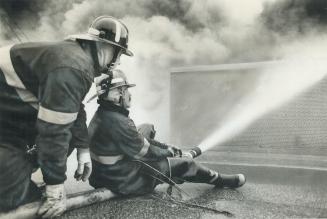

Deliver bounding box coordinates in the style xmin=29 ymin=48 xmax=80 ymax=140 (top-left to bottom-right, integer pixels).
xmin=67 ymin=16 xmax=133 ymax=56
xmin=87 ymin=69 xmax=135 ymax=103
xmin=110 ymin=69 xmax=135 ymax=90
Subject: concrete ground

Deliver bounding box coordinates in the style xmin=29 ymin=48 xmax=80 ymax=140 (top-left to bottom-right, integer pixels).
xmin=59 ymin=182 xmax=327 ymax=219
xmin=45 ymin=150 xmax=327 ymax=219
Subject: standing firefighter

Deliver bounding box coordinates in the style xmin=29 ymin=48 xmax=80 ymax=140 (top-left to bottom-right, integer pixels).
xmin=88 ymin=70 xmax=246 ymax=196
xmin=0 ymin=15 xmax=133 ymax=218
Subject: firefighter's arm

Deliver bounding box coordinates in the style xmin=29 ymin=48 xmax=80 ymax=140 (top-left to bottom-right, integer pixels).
xmin=70 ymin=104 xmax=89 ymax=149
xmin=147 ymin=139 xmax=169 ymax=149
xmin=36 ymin=68 xmax=91 ymax=185
xmin=36 ymin=68 xmax=91 ymax=218
xmin=114 ymin=119 xmax=173 ymax=161
xmin=137 ymin=123 xmax=182 ymax=156
xmin=146 ymin=139 xmax=182 ymax=157
xmin=69 ymin=104 xmax=92 ymax=181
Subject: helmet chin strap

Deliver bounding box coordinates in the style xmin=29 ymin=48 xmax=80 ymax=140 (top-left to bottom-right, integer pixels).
xmin=90 ymin=41 xmax=101 ymax=76
xmin=107 ymin=48 xmax=122 ymax=71
xmin=77 ymin=40 xmax=101 ymax=76
xmin=107 ymin=87 xmax=125 ymax=106
xmin=118 ymin=88 xmax=126 ymax=108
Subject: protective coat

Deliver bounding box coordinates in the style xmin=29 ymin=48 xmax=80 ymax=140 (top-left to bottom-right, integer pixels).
xmin=88 ymin=100 xmax=173 ymax=195
xmin=0 ymin=40 xmax=94 ymax=210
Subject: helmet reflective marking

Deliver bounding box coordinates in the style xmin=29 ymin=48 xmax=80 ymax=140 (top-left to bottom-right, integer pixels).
xmin=114 ymin=20 xmax=121 ymax=43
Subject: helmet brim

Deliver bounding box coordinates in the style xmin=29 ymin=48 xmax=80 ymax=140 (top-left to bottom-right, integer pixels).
xmin=66 ymin=34 xmax=134 ymax=57
xmin=110 ymin=84 xmax=136 ymax=90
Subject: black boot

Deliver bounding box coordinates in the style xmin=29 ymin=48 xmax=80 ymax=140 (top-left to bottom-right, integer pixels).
xmin=168 ymin=158 xmax=246 ymax=188
xmin=212 ymin=173 xmax=246 ymax=188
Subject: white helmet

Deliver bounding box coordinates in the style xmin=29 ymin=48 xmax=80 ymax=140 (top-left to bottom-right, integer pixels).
xmin=110 ymin=69 xmax=136 ymax=90
xmin=88 ymin=69 xmax=135 ymax=103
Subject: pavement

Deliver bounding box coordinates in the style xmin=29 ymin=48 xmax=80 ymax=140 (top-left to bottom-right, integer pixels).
xmin=51 ymin=151 xmax=327 ymax=219
xmin=59 ymin=182 xmax=327 ymax=219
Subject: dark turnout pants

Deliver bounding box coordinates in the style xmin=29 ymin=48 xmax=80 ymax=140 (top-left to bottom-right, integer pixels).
xmin=90 ymin=157 xmax=218 ymax=196
xmin=0 ymin=144 xmax=78 ymax=212
xmin=149 ymin=157 xmax=217 ymax=185
xmin=0 ymin=145 xmax=41 ymax=211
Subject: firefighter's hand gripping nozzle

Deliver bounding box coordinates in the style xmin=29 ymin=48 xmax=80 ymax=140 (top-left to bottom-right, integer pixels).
xmin=182 ymin=146 xmax=202 ymax=159
xmin=87 ymin=70 xmax=114 ymax=103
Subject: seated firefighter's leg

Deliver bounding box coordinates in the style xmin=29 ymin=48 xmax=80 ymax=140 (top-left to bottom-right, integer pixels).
xmin=168 ymin=157 xmax=245 ymax=188
xmin=139 ymin=159 xmax=171 ymax=186
xmin=0 ymin=146 xmax=41 ymax=211
xmin=137 ymin=123 xmax=156 ymax=140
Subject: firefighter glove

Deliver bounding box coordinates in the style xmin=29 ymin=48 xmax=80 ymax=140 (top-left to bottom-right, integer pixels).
xmin=95 ymin=73 xmax=110 ymax=96
xmin=37 ymin=184 xmax=66 ymax=218
xmin=167 ymin=146 xmax=182 ymax=157
xmin=74 ymin=148 xmax=92 ymax=181
xmin=182 ymin=151 xmax=194 ymax=159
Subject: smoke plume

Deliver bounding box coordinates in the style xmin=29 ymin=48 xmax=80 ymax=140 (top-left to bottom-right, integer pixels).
xmin=0 ymin=0 xmax=326 ymax=141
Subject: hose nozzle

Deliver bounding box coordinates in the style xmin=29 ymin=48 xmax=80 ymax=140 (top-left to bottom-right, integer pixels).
xmin=188 ymin=146 xmax=202 ymax=158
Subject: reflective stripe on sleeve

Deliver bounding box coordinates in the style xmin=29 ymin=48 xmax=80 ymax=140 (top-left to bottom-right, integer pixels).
xmin=134 ymin=138 xmax=150 ymax=159
xmin=90 ymin=152 xmax=124 ymax=165
xmin=0 ymin=45 xmax=38 ymax=109
xmin=38 ymin=105 xmax=78 ymax=125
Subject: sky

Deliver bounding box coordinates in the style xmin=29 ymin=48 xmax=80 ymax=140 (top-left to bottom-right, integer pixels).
xmin=0 ymin=0 xmax=326 ymax=141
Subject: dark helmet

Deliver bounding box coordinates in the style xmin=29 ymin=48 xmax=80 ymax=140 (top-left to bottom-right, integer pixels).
xmin=67 ymin=16 xmax=133 ymax=56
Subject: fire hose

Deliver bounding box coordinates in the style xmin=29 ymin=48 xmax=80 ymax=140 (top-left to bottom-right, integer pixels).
xmin=0 ymin=147 xmax=229 ymax=218
xmin=0 ymin=188 xmax=116 ymax=219
xmin=134 ymin=151 xmax=234 ymax=218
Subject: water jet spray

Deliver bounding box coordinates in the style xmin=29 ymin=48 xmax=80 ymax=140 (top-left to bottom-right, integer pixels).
xmin=193 ymin=59 xmax=327 ymax=154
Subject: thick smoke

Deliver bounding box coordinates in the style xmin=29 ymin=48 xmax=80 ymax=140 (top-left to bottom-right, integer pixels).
xmin=0 ymin=0 xmax=326 ymax=141
xmin=261 ymin=0 xmax=327 ymax=34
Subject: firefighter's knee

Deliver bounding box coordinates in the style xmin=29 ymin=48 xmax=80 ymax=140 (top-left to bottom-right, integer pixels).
xmin=169 ymin=158 xmax=197 ymax=176
xmin=0 ymin=146 xmax=40 ymax=211
xmin=137 ymin=123 xmax=156 ymax=139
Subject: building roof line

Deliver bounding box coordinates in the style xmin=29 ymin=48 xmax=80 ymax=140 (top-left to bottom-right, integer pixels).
xmin=170 ymin=60 xmax=284 ymax=73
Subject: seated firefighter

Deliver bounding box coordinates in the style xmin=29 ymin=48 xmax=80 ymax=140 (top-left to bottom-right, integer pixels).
xmin=88 ymin=70 xmax=246 ymax=196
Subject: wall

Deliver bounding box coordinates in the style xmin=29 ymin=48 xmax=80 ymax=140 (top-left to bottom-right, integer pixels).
xmin=170 ymin=62 xmax=327 ymax=157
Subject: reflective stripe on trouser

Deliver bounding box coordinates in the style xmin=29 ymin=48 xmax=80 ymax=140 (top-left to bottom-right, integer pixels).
xmin=0 ymin=45 xmax=38 ymax=110
xmin=90 ymin=152 xmax=124 ymax=165
xmin=0 ymin=146 xmax=41 ymax=211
